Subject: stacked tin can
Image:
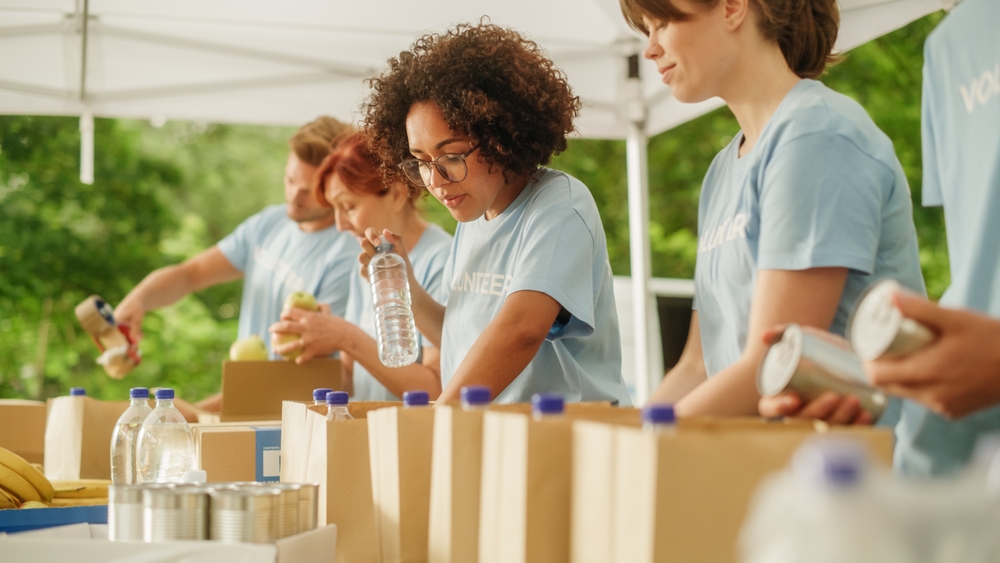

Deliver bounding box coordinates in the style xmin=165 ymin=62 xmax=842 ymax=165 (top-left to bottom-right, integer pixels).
xmin=107 ymin=481 xmax=319 ymax=543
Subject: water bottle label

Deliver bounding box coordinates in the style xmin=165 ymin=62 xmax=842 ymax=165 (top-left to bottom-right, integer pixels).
xmin=253 ymin=427 xmax=281 ymax=482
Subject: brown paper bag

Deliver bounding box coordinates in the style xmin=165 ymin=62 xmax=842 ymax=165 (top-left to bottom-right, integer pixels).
xmin=0 ymin=399 xmax=47 ymax=464
xmin=281 ymin=400 xmax=396 ymax=563
xmin=478 ymin=407 xmax=641 ymax=563
xmin=367 ymin=405 xmax=439 ymax=563
xmin=43 ymin=396 xmax=129 ymax=480
xmin=572 ymin=417 xmax=893 ymax=563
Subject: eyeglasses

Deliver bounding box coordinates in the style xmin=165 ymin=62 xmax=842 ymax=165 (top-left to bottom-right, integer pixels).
xmin=398 ymin=145 xmax=478 ymax=187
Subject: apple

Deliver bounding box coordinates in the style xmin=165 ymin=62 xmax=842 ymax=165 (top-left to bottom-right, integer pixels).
xmin=278 ymin=291 xmax=319 ymax=360
xmin=229 ymin=335 xmax=269 ymax=361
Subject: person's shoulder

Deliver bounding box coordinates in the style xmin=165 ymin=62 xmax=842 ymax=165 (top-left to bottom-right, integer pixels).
xmin=524 ymin=168 xmax=596 ymax=212
xmin=928 ymin=0 xmax=991 ymax=47
xmin=419 ymin=222 xmax=454 ymax=252
xmin=244 ymin=203 xmax=291 ymax=229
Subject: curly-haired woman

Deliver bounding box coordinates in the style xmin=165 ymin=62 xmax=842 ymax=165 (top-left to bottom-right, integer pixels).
xmin=620 ymin=0 xmax=926 ymax=424
xmin=360 ymin=22 xmax=631 ymax=406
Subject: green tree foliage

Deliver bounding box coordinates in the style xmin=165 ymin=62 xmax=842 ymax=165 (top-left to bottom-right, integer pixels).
xmin=0 ymin=14 xmax=950 ymax=401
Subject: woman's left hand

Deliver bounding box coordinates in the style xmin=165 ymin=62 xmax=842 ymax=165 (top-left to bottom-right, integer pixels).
xmin=269 ymin=304 xmax=349 ymax=363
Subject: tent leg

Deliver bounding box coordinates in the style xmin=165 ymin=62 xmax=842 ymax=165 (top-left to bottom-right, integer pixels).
xmin=80 ymin=111 xmax=94 ymax=185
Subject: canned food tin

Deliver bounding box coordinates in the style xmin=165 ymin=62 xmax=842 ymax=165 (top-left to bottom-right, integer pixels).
xmin=209 ymin=487 xmax=281 ymax=544
xmin=757 ymin=324 xmax=887 ymax=419
xmin=296 ymin=483 xmax=319 ymax=533
xmin=848 ymin=278 xmax=936 ymax=361
xmin=108 ymin=485 xmax=144 ymax=541
xmin=143 ymin=485 xmax=209 ymax=542
xmin=268 ymin=482 xmax=302 ymax=538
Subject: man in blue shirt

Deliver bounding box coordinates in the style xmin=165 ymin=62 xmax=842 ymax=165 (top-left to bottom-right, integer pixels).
xmin=116 ymin=116 xmax=358 ymax=413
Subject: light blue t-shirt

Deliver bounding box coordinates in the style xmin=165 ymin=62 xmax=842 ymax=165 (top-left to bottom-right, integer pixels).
xmin=895 ymin=0 xmax=1000 ymax=477
xmin=693 ymin=79 xmax=926 ymax=377
xmin=439 ymin=168 xmax=631 ymax=405
xmin=217 ymin=204 xmax=358 ymax=357
xmin=347 ymin=223 xmax=453 ymax=401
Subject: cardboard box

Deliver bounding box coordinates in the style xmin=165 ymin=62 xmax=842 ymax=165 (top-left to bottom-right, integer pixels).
xmin=571 ymin=417 xmax=894 ymax=563
xmin=0 ymin=399 xmax=47 ymax=464
xmin=221 ymin=359 xmax=342 ymax=422
xmin=0 ymin=522 xmax=338 ymax=563
xmin=192 ymin=422 xmax=282 ymax=483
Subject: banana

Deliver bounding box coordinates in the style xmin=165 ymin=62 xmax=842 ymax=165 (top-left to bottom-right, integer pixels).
xmin=0 ymin=446 xmax=54 ymax=501
xmin=0 ymin=487 xmax=19 ymax=509
xmin=0 ymin=463 xmax=41 ymax=503
xmin=51 ymin=479 xmax=110 ymax=499
xmin=49 ymin=497 xmax=108 ymax=507
xmin=20 ymin=500 xmax=48 ymax=509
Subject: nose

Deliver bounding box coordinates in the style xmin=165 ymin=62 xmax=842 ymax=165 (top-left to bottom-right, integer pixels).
xmin=427 ymin=164 xmax=449 ymax=189
xmin=334 ymin=208 xmax=349 ymax=232
xmin=643 ymin=33 xmax=661 ymax=61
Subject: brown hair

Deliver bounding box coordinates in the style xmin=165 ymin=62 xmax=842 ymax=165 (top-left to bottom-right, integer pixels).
xmin=315 ymin=133 xmax=419 ymax=207
xmin=619 ymin=0 xmax=840 ymax=79
xmin=288 ymin=116 xmax=355 ymax=167
xmin=361 ymin=21 xmax=581 ymax=186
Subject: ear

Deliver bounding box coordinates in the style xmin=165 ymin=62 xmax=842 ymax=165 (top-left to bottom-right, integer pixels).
xmin=388 ymin=181 xmax=410 ymax=212
xmin=721 ymin=0 xmax=751 ymax=30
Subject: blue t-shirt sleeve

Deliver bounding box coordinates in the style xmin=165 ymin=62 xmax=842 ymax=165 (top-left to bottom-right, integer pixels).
xmin=313 ymin=244 xmax=357 ymax=319
xmin=506 ymin=201 xmax=598 ymax=339
xmin=421 ymin=249 xmax=451 ymax=305
xmin=921 ymin=45 xmax=943 ymax=208
xmin=217 ymin=212 xmax=263 ymax=272
xmin=757 ymin=131 xmax=893 ymax=275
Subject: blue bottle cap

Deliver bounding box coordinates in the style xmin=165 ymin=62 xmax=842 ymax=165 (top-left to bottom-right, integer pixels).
xmin=69 ymin=387 xmax=86 ymax=396
xmin=313 ymin=388 xmax=334 ymax=402
xmin=154 ymin=388 xmax=175 ymax=400
xmin=641 ymin=404 xmax=676 ymax=425
xmin=403 ymin=390 xmax=429 ymax=407
xmin=792 ymin=438 xmax=867 ymax=488
xmin=461 ymin=386 xmax=491 ymax=406
xmin=129 ymin=387 xmax=149 ymax=400
xmin=326 ymin=391 xmax=349 ymax=406
xmin=531 ymin=393 xmax=564 ymax=416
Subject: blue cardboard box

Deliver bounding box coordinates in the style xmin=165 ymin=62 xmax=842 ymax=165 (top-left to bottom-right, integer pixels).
xmin=0 ymin=505 xmax=107 ymax=534
xmin=193 ymin=423 xmax=281 ymax=483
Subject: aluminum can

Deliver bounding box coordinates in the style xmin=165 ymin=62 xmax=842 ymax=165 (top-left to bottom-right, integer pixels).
xmin=268 ymin=482 xmax=301 ymax=538
xmin=296 ymin=483 xmax=319 ymax=533
xmin=143 ymin=485 xmax=209 ymax=542
xmin=757 ymin=324 xmax=887 ymax=419
xmin=108 ymin=484 xmax=144 ymax=541
xmin=848 ymin=278 xmax=936 ymax=361
xmin=209 ymin=487 xmax=281 ymax=544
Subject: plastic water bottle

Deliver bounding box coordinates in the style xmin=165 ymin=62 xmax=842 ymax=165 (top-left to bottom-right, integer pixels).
xmin=369 ymin=243 xmax=419 ymax=368
xmin=461 ymin=386 xmax=491 ymax=411
xmin=110 ymin=387 xmax=153 ymax=485
xmin=326 ymin=391 xmax=354 ymax=421
xmin=313 ymin=387 xmax=333 ymax=406
xmin=70 ymin=387 xmax=86 ymax=396
xmin=402 ymin=390 xmax=429 ymax=408
xmin=531 ymin=393 xmax=564 ymax=420
xmin=642 ymin=404 xmax=676 ymax=434
xmin=136 ymin=388 xmax=195 ymax=483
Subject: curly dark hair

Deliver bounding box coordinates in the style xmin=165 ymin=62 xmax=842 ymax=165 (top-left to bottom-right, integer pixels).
xmin=362 ymin=21 xmax=582 ymax=185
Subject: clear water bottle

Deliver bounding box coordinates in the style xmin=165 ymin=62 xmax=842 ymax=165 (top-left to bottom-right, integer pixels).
xmin=402 ymin=390 xmax=429 ymax=408
xmin=136 ymin=388 xmax=195 ymax=483
xmin=641 ymin=404 xmax=676 ymax=434
xmin=313 ymin=387 xmax=333 ymax=406
xmin=461 ymin=386 xmax=491 ymax=411
xmin=326 ymin=391 xmax=354 ymax=421
xmin=369 ymin=243 xmax=419 ymax=368
xmin=531 ymin=393 xmax=564 ymax=420
xmin=70 ymin=387 xmax=86 ymax=396
xmin=110 ymin=387 xmax=153 ymax=485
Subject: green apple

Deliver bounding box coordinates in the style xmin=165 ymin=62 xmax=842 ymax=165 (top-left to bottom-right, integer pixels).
xmin=229 ymin=335 xmax=269 ymax=361
xmin=279 ymin=291 xmax=318 ymax=360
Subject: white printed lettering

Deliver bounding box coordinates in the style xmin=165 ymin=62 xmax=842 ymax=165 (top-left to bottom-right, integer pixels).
xmin=489 ymin=273 xmax=504 ymax=296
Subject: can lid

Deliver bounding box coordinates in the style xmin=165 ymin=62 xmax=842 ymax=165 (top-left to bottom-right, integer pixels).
xmin=461 ymin=385 xmax=491 ymax=406
xmin=326 ymin=391 xmax=349 ymax=406
xmin=69 ymin=387 xmax=86 ymax=396
xmin=375 ymin=243 xmax=394 ymax=254
xmin=130 ymin=387 xmax=149 ymax=399
xmin=403 ymin=390 xmax=429 ymax=407
xmin=642 ymin=404 xmax=676 ymax=425
xmin=531 ymin=393 xmax=564 ymax=416
xmin=756 ymin=324 xmax=804 ymax=396
xmin=154 ymin=388 xmax=175 ymax=400
xmin=313 ymin=387 xmax=334 ymax=401
xmin=848 ymin=279 xmax=903 ymax=361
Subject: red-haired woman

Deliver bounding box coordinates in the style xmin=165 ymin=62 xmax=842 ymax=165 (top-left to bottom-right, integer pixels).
xmin=269 ymin=133 xmax=452 ymax=400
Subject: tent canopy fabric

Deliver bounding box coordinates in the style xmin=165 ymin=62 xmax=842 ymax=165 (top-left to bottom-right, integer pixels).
xmin=0 ymin=0 xmax=944 ymax=403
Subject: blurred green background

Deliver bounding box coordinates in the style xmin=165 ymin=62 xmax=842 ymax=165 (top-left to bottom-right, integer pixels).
xmin=0 ymin=14 xmax=947 ymax=402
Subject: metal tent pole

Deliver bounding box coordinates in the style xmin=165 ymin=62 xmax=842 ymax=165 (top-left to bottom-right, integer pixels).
xmin=79 ymin=0 xmax=93 ymax=185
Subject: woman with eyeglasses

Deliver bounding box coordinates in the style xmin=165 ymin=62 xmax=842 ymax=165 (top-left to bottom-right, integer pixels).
xmin=358 ymin=22 xmax=631 ymax=406
xmin=269 ymin=133 xmax=452 ymax=399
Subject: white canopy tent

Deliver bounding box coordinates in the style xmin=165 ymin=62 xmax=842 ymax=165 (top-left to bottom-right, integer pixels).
xmin=0 ymin=0 xmax=942 ymax=404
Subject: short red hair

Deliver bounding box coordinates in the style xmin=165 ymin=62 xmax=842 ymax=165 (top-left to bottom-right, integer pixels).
xmin=315 ymin=133 xmax=391 ymax=206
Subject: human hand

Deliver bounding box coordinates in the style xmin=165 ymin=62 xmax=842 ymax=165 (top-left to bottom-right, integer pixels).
xmin=865 ymin=291 xmax=1000 ymax=419
xmin=358 ymin=228 xmax=418 ymax=288
xmin=113 ymin=296 xmax=146 ymax=341
xmin=269 ymin=304 xmax=348 ymax=363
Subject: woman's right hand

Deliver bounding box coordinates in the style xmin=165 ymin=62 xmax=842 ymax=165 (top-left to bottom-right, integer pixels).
xmin=269 ymin=304 xmax=347 ymax=363
xmin=359 ymin=227 xmax=419 ymax=289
